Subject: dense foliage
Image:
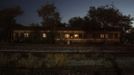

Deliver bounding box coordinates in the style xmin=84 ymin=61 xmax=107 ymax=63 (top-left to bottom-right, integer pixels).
xmin=69 ymin=5 xmax=133 ymax=31
xmin=38 ymin=3 xmax=61 ymax=28
xmin=0 ymin=6 xmax=23 ymax=41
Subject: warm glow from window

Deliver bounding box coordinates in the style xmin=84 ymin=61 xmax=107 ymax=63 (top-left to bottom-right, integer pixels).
xmin=24 ymin=33 xmax=29 ymax=37
xmin=42 ymin=33 xmax=47 ymax=38
xmin=65 ymin=34 xmax=70 ymax=39
xmin=74 ymin=34 xmax=79 ymax=38
xmin=100 ymin=34 xmax=104 ymax=38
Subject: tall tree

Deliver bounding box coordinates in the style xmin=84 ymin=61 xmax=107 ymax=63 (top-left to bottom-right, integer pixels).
xmin=38 ymin=3 xmax=61 ymax=28
xmin=86 ymin=5 xmax=133 ymax=31
xmin=38 ymin=3 xmax=61 ymax=43
xmin=69 ymin=17 xmax=84 ymax=28
xmin=0 ymin=6 xmax=23 ymax=42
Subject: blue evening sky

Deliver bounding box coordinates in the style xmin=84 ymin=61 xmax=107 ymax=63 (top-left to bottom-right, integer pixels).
xmin=0 ymin=0 xmax=134 ymax=26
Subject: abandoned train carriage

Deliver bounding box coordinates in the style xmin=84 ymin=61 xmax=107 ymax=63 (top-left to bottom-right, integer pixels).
xmin=11 ymin=26 xmax=121 ymax=44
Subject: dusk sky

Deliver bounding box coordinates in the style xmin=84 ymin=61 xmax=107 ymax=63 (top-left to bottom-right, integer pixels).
xmin=0 ymin=0 xmax=134 ymax=26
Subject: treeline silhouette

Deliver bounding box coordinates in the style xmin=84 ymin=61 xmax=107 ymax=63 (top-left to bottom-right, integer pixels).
xmin=0 ymin=3 xmax=133 ymax=42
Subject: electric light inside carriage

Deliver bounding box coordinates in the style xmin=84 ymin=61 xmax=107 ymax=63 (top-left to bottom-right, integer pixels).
xmin=65 ymin=34 xmax=70 ymax=39
xmin=42 ymin=33 xmax=47 ymax=38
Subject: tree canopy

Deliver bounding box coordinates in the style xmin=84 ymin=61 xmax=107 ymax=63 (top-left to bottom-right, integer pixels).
xmin=69 ymin=17 xmax=84 ymax=28
xmin=85 ymin=5 xmax=133 ymax=31
xmin=38 ymin=3 xmax=61 ymax=28
xmin=68 ymin=5 xmax=133 ymax=31
xmin=0 ymin=6 xmax=23 ymax=28
xmin=0 ymin=6 xmax=23 ymax=41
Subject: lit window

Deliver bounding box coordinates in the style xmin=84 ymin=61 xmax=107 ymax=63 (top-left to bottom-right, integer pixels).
xmin=100 ymin=34 xmax=104 ymax=38
xmin=65 ymin=34 xmax=70 ymax=39
xmin=24 ymin=33 xmax=29 ymax=37
xmin=42 ymin=33 xmax=47 ymax=38
xmin=74 ymin=34 xmax=79 ymax=38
